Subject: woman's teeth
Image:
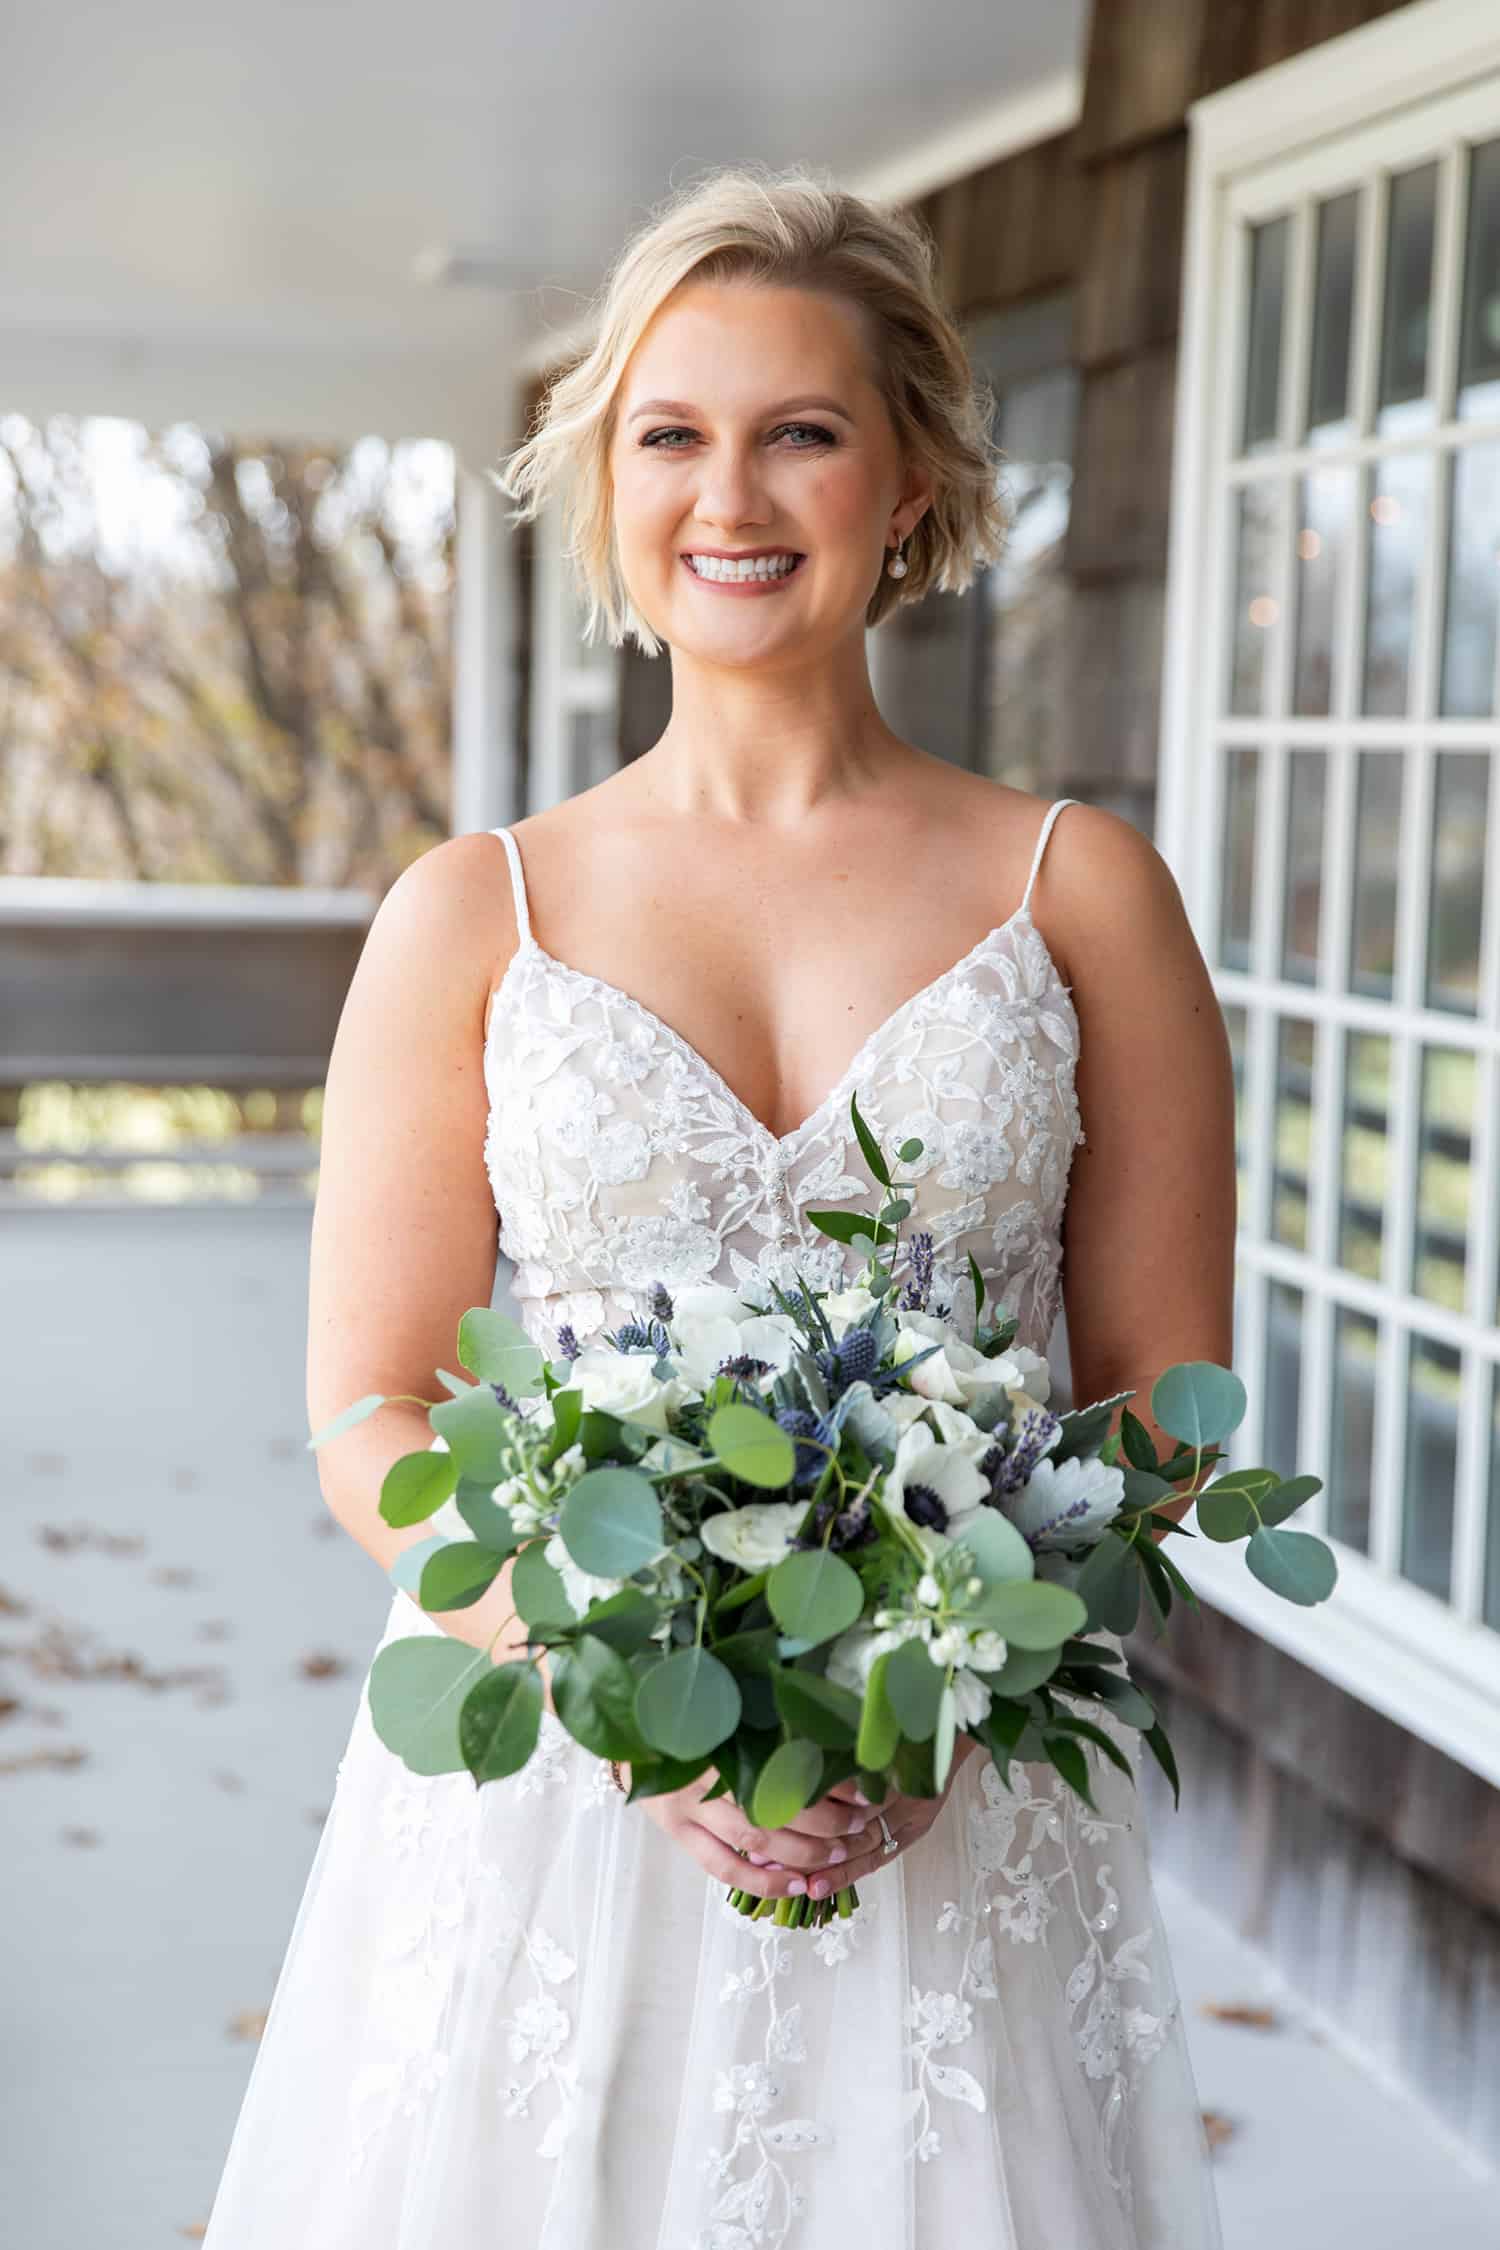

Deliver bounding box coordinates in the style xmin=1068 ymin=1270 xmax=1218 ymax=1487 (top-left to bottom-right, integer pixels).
xmin=685 ymin=552 xmax=801 ymax=582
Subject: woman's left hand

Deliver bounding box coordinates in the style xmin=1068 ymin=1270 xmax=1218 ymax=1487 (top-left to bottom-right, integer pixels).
xmin=744 ymin=1732 xmax=983 ymax=1901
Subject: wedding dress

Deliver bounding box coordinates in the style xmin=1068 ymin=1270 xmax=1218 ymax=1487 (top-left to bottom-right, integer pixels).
xmin=202 ymin=797 xmax=1224 ymax=2249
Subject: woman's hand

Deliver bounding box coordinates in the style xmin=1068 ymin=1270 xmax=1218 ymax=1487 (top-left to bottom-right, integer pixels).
xmin=634 ymin=1732 xmax=982 ymax=1901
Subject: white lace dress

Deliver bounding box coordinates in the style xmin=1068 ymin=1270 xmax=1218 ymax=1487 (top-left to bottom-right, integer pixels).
xmin=202 ymin=798 xmax=1224 ymax=2250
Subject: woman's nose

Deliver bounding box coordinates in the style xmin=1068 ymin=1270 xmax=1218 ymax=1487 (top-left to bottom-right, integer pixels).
xmin=692 ymin=445 xmax=769 ymax=531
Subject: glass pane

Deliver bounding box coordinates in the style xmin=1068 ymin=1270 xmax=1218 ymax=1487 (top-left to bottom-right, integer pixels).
xmin=1280 ymin=750 xmax=1326 ymax=984
xmin=1264 ymin=1279 xmax=1305 ymax=1474
xmin=1219 ymin=748 xmax=1259 ymax=971
xmin=567 ymin=706 xmax=616 ymax=789
xmin=1329 ymin=1305 xmax=1379 ymax=1553
xmin=1271 ymin=1015 xmax=1316 ymax=1252
xmin=1485 ymin=1364 xmax=1500 ymax=1630
xmin=1425 ymin=751 xmax=1489 ymax=1015
xmin=1306 ymin=191 xmax=1360 ymax=446
xmin=1376 ymin=162 xmax=1438 ymax=437
xmin=1350 ymin=749 xmax=1404 ymax=1000
xmin=1400 ymin=1332 xmax=1459 ymax=1602
xmin=1242 ymin=216 xmax=1289 ymax=455
xmin=1340 ymin=1030 xmax=1391 ymax=1280
xmin=1293 ymin=469 xmax=1354 ymax=717
xmin=1225 ymin=1002 xmax=1249 ymax=1219
xmin=1456 ymin=136 xmax=1500 ymax=424
xmin=1414 ymin=1045 xmax=1475 ymax=1313
xmin=1439 ymin=443 xmax=1500 ymax=719
xmin=1228 ymin=483 xmax=1279 ymax=715
xmin=1361 ymin=452 xmax=1430 ymax=718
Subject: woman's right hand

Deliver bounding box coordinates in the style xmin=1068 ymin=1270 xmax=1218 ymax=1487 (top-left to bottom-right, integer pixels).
xmin=635 ymin=1767 xmax=884 ymax=1903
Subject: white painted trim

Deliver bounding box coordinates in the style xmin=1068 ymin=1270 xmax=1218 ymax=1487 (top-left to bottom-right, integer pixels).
xmin=0 ymin=878 xmax=375 ymax=929
xmin=1179 ymin=1528 xmax=1500 ymax=1791
xmin=515 ymin=69 xmax=1085 ymax=383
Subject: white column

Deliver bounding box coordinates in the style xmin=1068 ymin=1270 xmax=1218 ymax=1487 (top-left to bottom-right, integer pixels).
xmin=450 ymin=465 xmax=521 ymax=838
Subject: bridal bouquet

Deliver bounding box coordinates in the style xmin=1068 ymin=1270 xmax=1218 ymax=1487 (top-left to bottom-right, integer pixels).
xmin=311 ymin=1094 xmax=1336 ymax=1932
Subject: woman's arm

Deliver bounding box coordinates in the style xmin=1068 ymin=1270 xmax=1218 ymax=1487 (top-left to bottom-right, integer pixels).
xmin=306 ymin=830 xmax=540 ymax=1669
xmin=1044 ymin=805 xmax=1239 ymax=1539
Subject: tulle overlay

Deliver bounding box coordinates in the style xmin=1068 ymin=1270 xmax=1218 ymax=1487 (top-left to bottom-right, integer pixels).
xmin=203 ymin=805 xmax=1223 ymax=2246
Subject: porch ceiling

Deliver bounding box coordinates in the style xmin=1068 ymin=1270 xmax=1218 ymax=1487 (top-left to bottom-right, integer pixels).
xmin=1 ymin=0 xmax=1084 ymax=459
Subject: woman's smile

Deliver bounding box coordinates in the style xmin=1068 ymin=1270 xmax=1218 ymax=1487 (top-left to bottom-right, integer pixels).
xmin=680 ymin=548 xmax=808 ymax=595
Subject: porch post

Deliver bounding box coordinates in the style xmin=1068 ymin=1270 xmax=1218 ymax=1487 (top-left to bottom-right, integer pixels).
xmin=450 ymin=465 xmax=521 ymax=838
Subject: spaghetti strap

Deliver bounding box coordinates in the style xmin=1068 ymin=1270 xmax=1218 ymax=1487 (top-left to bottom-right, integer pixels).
xmin=1019 ymin=797 xmax=1079 ymax=918
xmin=490 ymin=825 xmax=532 ymax=947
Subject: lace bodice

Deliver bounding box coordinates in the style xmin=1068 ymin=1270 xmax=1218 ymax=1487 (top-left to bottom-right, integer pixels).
xmin=481 ymin=799 xmax=1085 ymax=1359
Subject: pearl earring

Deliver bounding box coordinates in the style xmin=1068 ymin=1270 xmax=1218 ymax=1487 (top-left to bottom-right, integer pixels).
xmin=886 ymin=538 xmax=908 ymax=580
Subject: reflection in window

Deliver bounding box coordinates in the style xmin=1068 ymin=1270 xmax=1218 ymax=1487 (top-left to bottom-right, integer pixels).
xmin=1439 ymin=444 xmax=1500 ymax=719
xmin=1329 ymin=1305 xmax=1379 ymax=1554
xmin=1339 ymin=1030 xmax=1391 ymax=1281
xmin=1228 ymin=483 xmax=1280 ymax=715
xmin=1414 ymin=1046 xmax=1475 ymax=1313
xmin=1425 ymin=752 xmax=1489 ymax=1014
xmin=1456 ymin=136 xmax=1500 ymax=425
xmin=1281 ymin=750 xmax=1325 ymax=983
xmin=1350 ymin=750 xmax=1404 ymax=999
xmin=1224 ymin=1002 xmax=1248 ymax=1219
xmin=1219 ymin=749 xmax=1259 ymax=970
xmin=1264 ymin=1279 xmax=1305 ymax=1474
xmin=1306 ymin=190 xmax=1360 ymax=446
xmin=1376 ymin=162 xmax=1438 ymax=436
xmin=1293 ymin=469 xmax=1354 ymax=717
xmin=1400 ymin=1332 xmax=1460 ymax=1603
xmin=1242 ymin=217 xmax=1289 ymax=454
xmin=1361 ymin=452 xmax=1429 ymax=718
xmin=1271 ymin=1015 xmax=1316 ymax=1252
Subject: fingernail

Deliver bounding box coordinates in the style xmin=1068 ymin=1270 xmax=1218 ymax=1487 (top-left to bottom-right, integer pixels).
xmin=846 ymin=1812 xmax=866 ymax=1834
xmin=810 ymin=1878 xmax=830 ymax=1899
xmin=851 ymin=1789 xmax=870 ymax=1806
xmin=825 ymin=1842 xmax=847 ymax=1865
xmin=788 ymin=1876 xmax=807 ymax=1895
xmin=746 ymin=1853 xmax=771 ymax=1867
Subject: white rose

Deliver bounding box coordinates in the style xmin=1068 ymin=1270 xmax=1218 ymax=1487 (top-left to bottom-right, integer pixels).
xmin=699 ymin=1500 xmax=806 ymax=1573
xmin=819 ymin=1284 xmax=879 ymax=1339
xmin=892 ymin=1312 xmax=1022 ymax=1410
xmin=568 ymin=1345 xmax=693 ymax=1433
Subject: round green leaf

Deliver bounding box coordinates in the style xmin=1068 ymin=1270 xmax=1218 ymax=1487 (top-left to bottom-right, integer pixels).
xmin=953 ymin=1508 xmax=1035 ymax=1586
xmin=455 ymin=1481 xmax=519 ymax=1552
xmin=1195 ymin=1490 xmax=1258 ymax=1542
xmin=458 ymin=1660 xmax=544 ymax=1783
xmin=417 ymin=1540 xmax=505 ymax=1612
xmin=707 ymin=1403 xmax=797 ymax=1490
xmin=751 ymin=1737 xmax=824 ymax=1829
xmin=512 ymin=1538 xmax=574 ymax=1626
xmin=457 ymin=1305 xmax=546 ymax=1394
xmin=558 ymin=1466 xmax=664 ymax=1577
xmin=964 ymin=1578 xmax=1086 ymax=1648
xmin=1074 ymin=1534 xmax=1142 ymax=1636
xmin=855 ymin=1647 xmax=900 ymax=1771
xmin=884 ymin=1635 xmax=945 ymax=1739
xmin=367 ymin=1637 xmax=494 ymax=1775
xmin=379 ymin=1446 xmax=458 ymax=1528
xmin=1245 ymin=1525 xmax=1338 ymax=1605
xmin=577 ymin=1585 xmax=661 ymax=1655
xmin=766 ymin=1548 xmax=864 ymax=1644
xmin=769 ymin=1664 xmax=863 ymax=1746
xmin=982 ymin=1641 xmax=1062 ymax=1695
xmin=551 ymin=1635 xmax=649 ymax=1759
xmin=1151 ymin=1362 xmax=1247 ymax=1450
xmin=634 ymin=1646 xmax=742 ymax=1759
xmin=1259 ymin=1473 xmax=1323 ymax=1527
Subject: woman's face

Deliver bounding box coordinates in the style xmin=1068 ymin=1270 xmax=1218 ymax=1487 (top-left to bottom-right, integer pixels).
xmin=608 ymin=278 xmax=930 ymax=665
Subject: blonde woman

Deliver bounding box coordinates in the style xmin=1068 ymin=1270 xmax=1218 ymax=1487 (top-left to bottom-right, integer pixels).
xmin=204 ymin=165 xmax=1234 ymax=2247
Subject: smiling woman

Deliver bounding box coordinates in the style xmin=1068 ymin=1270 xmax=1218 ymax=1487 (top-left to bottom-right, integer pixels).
xmin=199 ymin=161 xmax=1232 ymax=2250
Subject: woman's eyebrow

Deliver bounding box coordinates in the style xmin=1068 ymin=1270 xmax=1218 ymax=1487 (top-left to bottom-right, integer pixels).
xmin=626 ymin=395 xmax=856 ymax=425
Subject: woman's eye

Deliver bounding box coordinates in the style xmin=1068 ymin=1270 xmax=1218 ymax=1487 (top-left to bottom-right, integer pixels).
xmin=638 ymin=422 xmax=836 ymax=451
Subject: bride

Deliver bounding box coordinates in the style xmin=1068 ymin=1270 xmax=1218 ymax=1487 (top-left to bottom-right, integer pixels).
xmin=203 ymin=164 xmax=1234 ymax=2247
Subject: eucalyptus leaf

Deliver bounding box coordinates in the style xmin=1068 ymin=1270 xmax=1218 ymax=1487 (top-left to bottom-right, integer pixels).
xmin=1074 ymin=1532 xmax=1142 ymax=1636
xmin=884 ymin=1636 xmax=945 ymax=1740
xmin=1245 ymin=1525 xmax=1338 ymax=1605
xmin=706 ymin=1402 xmax=798 ymax=1490
xmin=551 ymin=1636 xmax=649 ymax=1760
xmin=577 ymin=1585 xmax=660 ymax=1654
xmin=388 ymin=1535 xmax=449 ymax=1597
xmin=953 ymin=1508 xmax=1035 ymax=1586
xmin=1259 ymin=1473 xmax=1323 ymax=1527
xmin=458 ymin=1661 xmax=544 ymax=1783
xmin=1151 ymin=1361 xmax=1246 ymax=1450
xmin=769 ymin=1665 xmax=863 ymax=1747
xmin=635 ymin=1646 xmax=742 ymax=1759
xmin=379 ymin=1447 xmax=458 ymax=1529
xmin=367 ymin=1637 xmax=494 ymax=1775
xmin=558 ymin=1466 xmax=664 ymax=1577
xmin=1194 ymin=1489 xmax=1256 ymax=1542
xmin=457 ymin=1305 xmax=546 ymax=1395
xmin=430 ymin=1384 xmax=512 ymax=1484
xmin=511 ymin=1539 xmax=574 ymax=1627
xmin=855 ymin=1647 xmax=900 ymax=1771
xmin=766 ymin=1548 xmax=865 ymax=1644
xmin=307 ymin=1393 xmax=384 ymax=1450
xmin=981 ymin=1641 xmax=1063 ymax=1695
xmin=751 ymin=1737 xmax=824 ymax=1829
xmin=455 ymin=1482 xmax=519 ymax=1553
xmin=962 ymin=1578 xmax=1086 ymax=1648
xmin=417 ymin=1540 xmax=505 ymax=1612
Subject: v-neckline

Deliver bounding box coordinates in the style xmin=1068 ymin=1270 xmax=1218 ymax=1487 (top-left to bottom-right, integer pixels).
xmin=486 ymin=906 xmax=1071 ymax=1162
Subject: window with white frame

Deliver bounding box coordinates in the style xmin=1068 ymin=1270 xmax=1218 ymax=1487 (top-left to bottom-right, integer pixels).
xmin=527 ymin=499 xmax=620 ymax=812
xmin=1160 ymin=0 xmax=1500 ymax=1785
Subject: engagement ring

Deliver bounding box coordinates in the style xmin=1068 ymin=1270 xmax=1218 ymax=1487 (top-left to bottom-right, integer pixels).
xmin=877 ymin=1811 xmax=899 ymax=1857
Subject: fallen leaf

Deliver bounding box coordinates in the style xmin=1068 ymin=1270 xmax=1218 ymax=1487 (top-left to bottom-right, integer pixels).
xmin=0 ymin=1585 xmax=31 ymax=1615
xmin=306 ymin=1805 xmax=330 ymax=1825
xmin=228 ymin=2007 xmax=269 ymax=2042
xmin=211 ymin=1770 xmax=246 ymax=1794
xmin=60 ymin=1826 xmax=101 ymax=1848
xmin=1201 ymin=2109 xmax=1236 ymax=2149
xmin=196 ymin=1619 xmax=235 ymax=1643
xmin=0 ymin=1745 xmax=90 ymax=1775
xmin=151 ymin=1566 xmax=201 ymax=1589
xmin=178 ymin=2222 xmax=208 ymax=2239
xmin=35 ymin=1521 xmax=145 ymax=1557
xmin=1201 ymin=2001 xmax=1279 ymax=2031
xmin=299 ymin=1651 xmax=349 ymax=1680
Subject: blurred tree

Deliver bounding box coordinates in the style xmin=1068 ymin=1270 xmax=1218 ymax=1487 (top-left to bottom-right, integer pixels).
xmin=0 ymin=416 xmax=455 ymax=886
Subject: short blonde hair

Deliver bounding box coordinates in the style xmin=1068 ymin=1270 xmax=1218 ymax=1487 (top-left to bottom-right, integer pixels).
xmin=493 ymin=162 xmax=1010 ymax=657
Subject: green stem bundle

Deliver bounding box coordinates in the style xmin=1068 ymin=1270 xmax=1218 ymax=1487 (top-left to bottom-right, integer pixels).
xmin=724 ymin=1881 xmax=860 ymax=1927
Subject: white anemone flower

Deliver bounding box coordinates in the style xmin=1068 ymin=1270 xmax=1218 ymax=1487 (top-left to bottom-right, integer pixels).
xmin=885 ymin=1422 xmax=990 ymax=1537
xmin=567 ymin=1344 xmax=695 ymax=1432
xmin=1005 ymin=1452 xmax=1125 ymax=1552
xmin=670 ymin=1304 xmax=798 ymax=1391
